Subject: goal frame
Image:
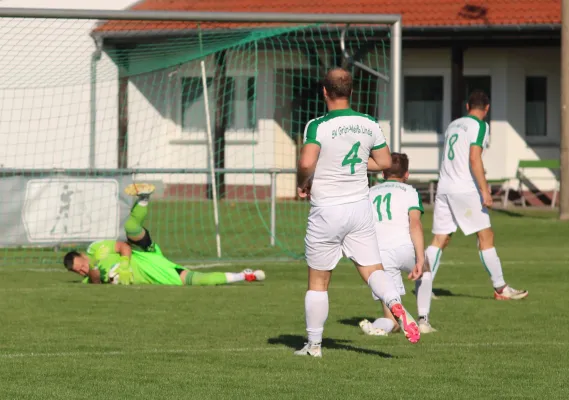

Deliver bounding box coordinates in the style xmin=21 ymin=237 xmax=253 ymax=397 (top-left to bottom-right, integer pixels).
xmin=0 ymin=8 xmax=402 ymax=259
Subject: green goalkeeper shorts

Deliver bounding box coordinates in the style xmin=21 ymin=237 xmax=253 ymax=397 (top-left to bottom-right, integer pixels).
xmin=130 ymin=244 xmax=185 ymax=286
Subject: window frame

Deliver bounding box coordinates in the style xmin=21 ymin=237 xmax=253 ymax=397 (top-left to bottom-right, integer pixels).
xmin=401 ymin=68 xmax=451 ymax=144
xmin=524 ymin=75 xmax=549 ymax=141
xmin=171 ymin=69 xmax=258 ymax=144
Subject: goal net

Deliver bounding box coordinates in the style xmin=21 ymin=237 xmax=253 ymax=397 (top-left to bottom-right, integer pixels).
xmin=0 ymin=12 xmax=398 ymax=266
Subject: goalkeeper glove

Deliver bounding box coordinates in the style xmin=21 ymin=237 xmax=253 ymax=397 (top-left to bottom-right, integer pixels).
xmin=116 ymin=256 xmax=134 ymax=285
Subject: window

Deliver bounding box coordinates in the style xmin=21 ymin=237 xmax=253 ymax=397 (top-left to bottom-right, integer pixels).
xmin=227 ymin=76 xmax=257 ymax=130
xmin=181 ymin=75 xmax=257 ymax=133
xmin=404 ymin=76 xmax=444 ymax=133
xmin=181 ymin=77 xmax=214 ymax=132
xmin=526 ymin=77 xmax=547 ymax=137
xmin=463 ymin=76 xmax=491 ymax=121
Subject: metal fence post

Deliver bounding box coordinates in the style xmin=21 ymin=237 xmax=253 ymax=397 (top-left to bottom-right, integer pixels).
xmin=269 ymin=169 xmax=279 ymax=246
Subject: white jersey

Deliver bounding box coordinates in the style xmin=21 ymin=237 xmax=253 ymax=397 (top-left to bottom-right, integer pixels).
xmin=303 ymin=108 xmax=387 ymax=207
xmin=437 ymin=115 xmax=489 ymax=194
xmin=369 ymin=180 xmax=424 ymax=250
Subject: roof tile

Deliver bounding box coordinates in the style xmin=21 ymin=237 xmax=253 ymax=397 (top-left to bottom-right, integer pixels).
xmin=96 ymin=0 xmax=561 ymax=32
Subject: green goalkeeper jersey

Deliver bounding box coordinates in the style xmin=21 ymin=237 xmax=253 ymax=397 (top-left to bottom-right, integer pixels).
xmin=86 ymin=240 xmax=122 ymax=283
xmin=83 ymin=240 xmax=185 ymax=285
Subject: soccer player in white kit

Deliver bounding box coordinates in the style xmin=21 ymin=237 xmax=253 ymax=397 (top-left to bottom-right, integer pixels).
xmin=426 ymin=90 xmax=528 ymax=300
xmin=294 ymin=68 xmax=420 ymax=358
xmin=359 ymin=153 xmax=437 ymax=336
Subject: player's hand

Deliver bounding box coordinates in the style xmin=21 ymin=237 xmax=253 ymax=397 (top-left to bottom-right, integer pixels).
xmin=408 ymin=259 xmax=424 ymax=281
xmin=482 ymin=189 xmax=493 ymax=208
xmin=117 ymin=268 xmax=133 ymax=285
xmin=297 ymin=177 xmax=313 ymax=199
xmin=297 ymin=186 xmax=309 ymax=199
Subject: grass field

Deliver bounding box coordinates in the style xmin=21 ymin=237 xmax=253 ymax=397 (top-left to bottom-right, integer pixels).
xmin=0 ymin=208 xmax=568 ymax=399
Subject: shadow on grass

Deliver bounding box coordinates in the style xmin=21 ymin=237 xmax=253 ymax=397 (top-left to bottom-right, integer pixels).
xmin=491 ymin=208 xmax=554 ymax=219
xmin=337 ymin=317 xmax=376 ymax=328
xmin=407 ymin=288 xmax=490 ymax=300
xmin=267 ymin=334 xmax=393 ymax=358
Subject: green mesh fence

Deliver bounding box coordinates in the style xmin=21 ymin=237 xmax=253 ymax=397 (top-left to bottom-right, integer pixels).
xmin=0 ymin=17 xmax=392 ymax=266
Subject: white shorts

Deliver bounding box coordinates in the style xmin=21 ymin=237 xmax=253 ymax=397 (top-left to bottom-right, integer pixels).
xmin=380 ymin=245 xmax=416 ymax=296
xmin=433 ymin=192 xmax=491 ymax=236
xmin=305 ymin=199 xmax=382 ymax=271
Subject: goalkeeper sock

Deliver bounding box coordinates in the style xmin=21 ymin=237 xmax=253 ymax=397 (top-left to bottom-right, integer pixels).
xmin=426 ymin=245 xmax=442 ymax=280
xmin=187 ymin=271 xmax=229 ymax=286
xmin=125 ymin=203 xmax=148 ymax=237
xmin=479 ymin=248 xmax=506 ymax=289
xmin=224 ymin=272 xmax=245 ymax=283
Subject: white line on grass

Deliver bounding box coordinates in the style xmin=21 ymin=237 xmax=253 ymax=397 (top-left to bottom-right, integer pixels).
xmin=1 ymin=342 xmax=566 ymax=359
xmin=0 ymin=347 xmax=285 ymax=359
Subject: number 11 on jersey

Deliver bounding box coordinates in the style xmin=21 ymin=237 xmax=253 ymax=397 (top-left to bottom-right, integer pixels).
xmin=373 ymin=193 xmax=392 ymax=221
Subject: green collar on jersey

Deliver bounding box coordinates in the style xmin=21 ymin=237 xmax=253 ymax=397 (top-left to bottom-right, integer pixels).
xmin=384 ymin=179 xmax=403 ymax=183
xmin=326 ymin=108 xmax=354 ymax=117
xmin=466 ymin=114 xmax=482 ymax=123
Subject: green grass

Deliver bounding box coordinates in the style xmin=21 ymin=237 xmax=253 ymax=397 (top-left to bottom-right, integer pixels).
xmin=0 ymin=208 xmax=568 ymax=399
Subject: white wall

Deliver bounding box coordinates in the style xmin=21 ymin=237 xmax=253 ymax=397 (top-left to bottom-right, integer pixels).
xmin=127 ymin=49 xmax=308 ymax=195
xmin=0 ymin=0 xmax=137 ymax=169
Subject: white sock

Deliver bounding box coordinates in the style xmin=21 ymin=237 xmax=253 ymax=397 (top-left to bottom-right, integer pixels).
xmin=224 ymin=272 xmax=244 ymax=283
xmin=137 ymin=200 xmax=149 ymax=207
xmin=426 ymin=245 xmax=443 ymax=280
xmin=416 ymin=271 xmax=433 ymax=317
xmin=479 ymin=248 xmax=506 ymax=289
xmin=372 ymin=318 xmax=395 ymax=333
xmin=305 ymin=290 xmax=328 ymax=344
xmin=367 ymin=270 xmax=401 ymax=306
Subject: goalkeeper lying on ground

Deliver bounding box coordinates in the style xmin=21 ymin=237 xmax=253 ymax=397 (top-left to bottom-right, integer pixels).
xmin=63 ymin=183 xmax=265 ymax=286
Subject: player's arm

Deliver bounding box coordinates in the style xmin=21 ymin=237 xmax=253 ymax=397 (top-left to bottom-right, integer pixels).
xmin=113 ymin=241 xmax=134 ymax=285
xmin=408 ymin=209 xmax=425 ymax=280
xmin=88 ymin=269 xmax=102 ymax=284
xmin=297 ymin=119 xmax=321 ymax=198
xmin=369 ymin=146 xmax=392 ymax=172
xmin=368 ymin=124 xmax=391 ymax=171
xmin=469 ymin=146 xmax=492 ymax=207
xmin=114 ymin=241 xmax=132 ymax=258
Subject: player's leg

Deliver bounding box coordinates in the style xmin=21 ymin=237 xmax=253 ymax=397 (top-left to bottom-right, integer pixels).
xmin=362 ymin=303 xmax=398 ymax=336
xmin=294 ymin=205 xmax=343 ymax=357
xmin=294 ymin=268 xmax=332 ymax=357
xmin=359 ymin=249 xmax=403 ymax=336
xmin=416 ymin=261 xmax=437 ymax=333
xmin=180 ymin=269 xmax=265 ymax=286
xmin=477 ymin=227 xmax=528 ymax=300
xmin=124 ymin=183 xmax=155 ymax=251
xmin=448 ymin=193 xmax=528 ymax=300
xmin=427 ymin=194 xmax=457 ymax=282
xmin=344 ymin=201 xmax=420 ymax=344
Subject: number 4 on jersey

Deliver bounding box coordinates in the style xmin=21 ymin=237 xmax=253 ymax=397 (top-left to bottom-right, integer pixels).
xmin=342 ymin=141 xmax=363 ymax=174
